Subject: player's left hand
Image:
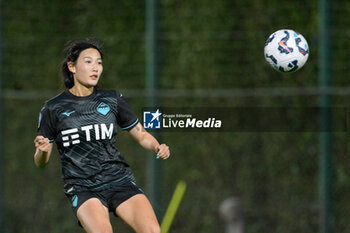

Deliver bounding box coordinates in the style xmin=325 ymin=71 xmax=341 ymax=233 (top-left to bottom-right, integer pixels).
xmin=156 ymin=144 xmax=170 ymax=160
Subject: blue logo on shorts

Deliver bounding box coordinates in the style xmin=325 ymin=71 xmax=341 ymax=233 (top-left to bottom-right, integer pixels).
xmin=143 ymin=109 xmax=161 ymax=129
xmin=97 ymin=102 xmax=110 ymax=115
xmin=72 ymin=195 xmax=78 ymax=207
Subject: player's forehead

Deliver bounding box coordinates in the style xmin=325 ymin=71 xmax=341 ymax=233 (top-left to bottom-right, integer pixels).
xmin=79 ymin=48 xmax=102 ymax=60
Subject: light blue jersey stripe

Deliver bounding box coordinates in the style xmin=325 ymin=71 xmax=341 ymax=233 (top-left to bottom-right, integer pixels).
xmin=121 ymin=119 xmax=139 ymax=130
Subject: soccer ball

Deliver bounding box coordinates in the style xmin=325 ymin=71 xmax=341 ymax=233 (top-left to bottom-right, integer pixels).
xmin=264 ymin=29 xmax=309 ymax=73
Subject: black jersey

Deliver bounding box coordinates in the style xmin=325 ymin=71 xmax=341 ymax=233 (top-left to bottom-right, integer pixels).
xmin=37 ymin=88 xmax=139 ymax=194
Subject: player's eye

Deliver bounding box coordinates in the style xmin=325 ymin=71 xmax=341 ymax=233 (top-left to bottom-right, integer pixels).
xmin=98 ymin=61 xmax=103 ymax=65
xmin=85 ymin=60 xmax=91 ymax=63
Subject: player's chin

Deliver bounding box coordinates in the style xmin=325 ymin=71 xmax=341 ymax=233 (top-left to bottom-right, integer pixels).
xmin=91 ymin=79 xmax=99 ymax=85
xmin=85 ymin=80 xmax=99 ymax=88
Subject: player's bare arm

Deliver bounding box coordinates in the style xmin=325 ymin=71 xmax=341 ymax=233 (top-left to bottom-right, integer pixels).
xmin=33 ymin=135 xmax=53 ymax=168
xmin=128 ymin=122 xmax=170 ymax=160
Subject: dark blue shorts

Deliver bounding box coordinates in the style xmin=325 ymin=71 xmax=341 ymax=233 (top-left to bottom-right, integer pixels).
xmin=65 ymin=181 xmax=144 ymax=219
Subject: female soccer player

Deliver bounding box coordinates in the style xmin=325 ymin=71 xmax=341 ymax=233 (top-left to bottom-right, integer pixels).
xmin=33 ymin=38 xmax=170 ymax=233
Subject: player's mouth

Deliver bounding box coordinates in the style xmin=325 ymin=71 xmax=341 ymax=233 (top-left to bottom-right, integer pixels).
xmin=90 ymin=74 xmax=98 ymax=80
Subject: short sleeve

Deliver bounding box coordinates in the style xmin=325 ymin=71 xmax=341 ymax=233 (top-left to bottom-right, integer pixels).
xmin=116 ymin=91 xmax=139 ymax=130
xmin=37 ymin=103 xmax=57 ymax=140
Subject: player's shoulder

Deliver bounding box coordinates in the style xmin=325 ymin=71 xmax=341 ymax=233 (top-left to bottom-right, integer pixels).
xmin=44 ymin=90 xmax=68 ymax=108
xmin=96 ymin=88 xmax=123 ymax=98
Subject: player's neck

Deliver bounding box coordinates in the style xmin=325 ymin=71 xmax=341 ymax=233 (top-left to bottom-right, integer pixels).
xmin=69 ymin=85 xmax=94 ymax=97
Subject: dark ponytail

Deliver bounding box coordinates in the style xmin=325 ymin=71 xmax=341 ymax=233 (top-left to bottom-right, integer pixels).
xmin=61 ymin=38 xmax=103 ymax=89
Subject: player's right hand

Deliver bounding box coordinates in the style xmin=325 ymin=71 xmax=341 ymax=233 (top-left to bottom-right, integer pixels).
xmin=34 ymin=136 xmax=51 ymax=153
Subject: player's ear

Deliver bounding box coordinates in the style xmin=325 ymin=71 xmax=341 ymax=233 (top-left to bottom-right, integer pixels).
xmin=67 ymin=61 xmax=76 ymax=74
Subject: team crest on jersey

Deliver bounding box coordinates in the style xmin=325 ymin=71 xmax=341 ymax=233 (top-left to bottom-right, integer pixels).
xmin=97 ymin=102 xmax=110 ymax=115
xmin=38 ymin=113 xmax=42 ymax=128
xmin=38 ymin=106 xmax=45 ymax=128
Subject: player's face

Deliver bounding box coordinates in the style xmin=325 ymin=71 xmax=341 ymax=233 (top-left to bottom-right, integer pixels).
xmin=70 ymin=48 xmax=103 ymax=88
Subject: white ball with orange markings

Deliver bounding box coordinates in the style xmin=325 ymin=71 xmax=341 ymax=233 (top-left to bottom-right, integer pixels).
xmin=264 ymin=29 xmax=309 ymax=73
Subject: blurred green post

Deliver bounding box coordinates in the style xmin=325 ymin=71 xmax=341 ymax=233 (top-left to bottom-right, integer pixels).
xmin=0 ymin=0 xmax=4 ymax=230
xmin=319 ymin=0 xmax=333 ymax=233
xmin=146 ymin=0 xmax=161 ymax=215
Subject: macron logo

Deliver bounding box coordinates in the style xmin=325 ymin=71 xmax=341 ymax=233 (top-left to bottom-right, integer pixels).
xmin=61 ymin=123 xmax=114 ymax=147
